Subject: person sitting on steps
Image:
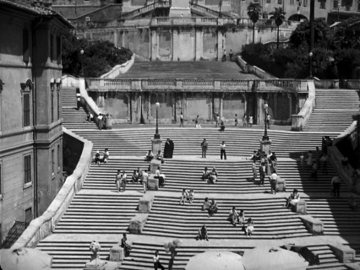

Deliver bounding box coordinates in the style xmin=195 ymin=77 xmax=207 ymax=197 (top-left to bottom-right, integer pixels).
xmin=228 ymin=206 xmax=240 ymax=226
xmin=208 ymin=167 xmax=218 ymax=184
xmin=144 ymin=150 xmax=154 ymax=162
xmin=179 ymin=188 xmax=188 ymax=205
xmin=202 ymin=167 xmax=210 ymax=181
xmin=208 ymin=199 xmax=218 ymax=216
xmin=285 ymin=188 xmax=301 ymax=208
xmin=202 ymin=197 xmax=211 ymax=211
xmin=244 ymin=218 xmax=254 ymax=237
xmin=196 ymin=224 xmax=209 ymax=241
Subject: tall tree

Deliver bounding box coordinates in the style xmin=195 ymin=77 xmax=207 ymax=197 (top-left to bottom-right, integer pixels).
xmin=247 ymin=2 xmax=262 ymax=43
xmin=270 ymin=7 xmax=286 ymax=48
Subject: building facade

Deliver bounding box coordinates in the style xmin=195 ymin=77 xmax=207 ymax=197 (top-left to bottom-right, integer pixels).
xmin=0 ymin=0 xmax=71 ymax=246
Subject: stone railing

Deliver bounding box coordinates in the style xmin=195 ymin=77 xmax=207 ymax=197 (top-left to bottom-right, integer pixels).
xmin=12 ymin=128 xmax=93 ymax=249
xmin=100 ymin=54 xmax=135 ymax=79
xmin=61 ymin=75 xmax=80 ymax=88
xmin=315 ymin=79 xmax=360 ymax=89
xmin=150 ymin=17 xmax=236 ymax=27
xmin=291 ymin=80 xmax=315 ymax=131
xmin=235 ymin=55 xmax=278 ymax=80
xmin=87 ymin=78 xmax=309 ymax=93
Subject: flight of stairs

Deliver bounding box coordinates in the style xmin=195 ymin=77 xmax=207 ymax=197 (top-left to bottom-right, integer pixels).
xmin=84 ymin=158 xmax=335 ymax=194
xmin=74 ymin=128 xmax=337 ymax=158
xmin=61 ymin=87 xmax=98 ymax=129
xmin=305 ymin=89 xmax=360 ymax=132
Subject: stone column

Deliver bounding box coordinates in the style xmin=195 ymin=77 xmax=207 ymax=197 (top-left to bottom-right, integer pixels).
xmin=172 ymin=28 xmax=179 ymax=61
xmin=257 ymin=94 xmax=265 ymax=125
xmin=219 ymin=93 xmax=224 ymax=119
xmin=288 ymin=93 xmax=293 ymax=119
xmin=217 ymin=29 xmax=223 ymax=61
xmin=195 ymin=27 xmax=203 ymax=60
xmin=151 ymin=29 xmax=158 ymax=61
xmin=114 ymin=30 xmax=118 ymax=47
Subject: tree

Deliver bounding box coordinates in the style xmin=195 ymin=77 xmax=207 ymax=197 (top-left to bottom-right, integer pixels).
xmin=289 ymin=18 xmax=331 ymax=50
xmin=62 ymin=31 xmax=132 ymax=77
xmin=270 ymin=7 xmax=286 ymax=48
xmin=247 ymin=2 xmax=262 ymax=43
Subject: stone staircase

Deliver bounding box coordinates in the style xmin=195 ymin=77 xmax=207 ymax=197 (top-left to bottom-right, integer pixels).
xmin=53 ymin=191 xmax=142 ymax=234
xmin=306 ymin=198 xmax=360 ymax=236
xmin=84 ymin=158 xmax=335 ymax=194
xmin=61 ymin=87 xmax=98 ymax=129
xmin=305 ymin=89 xmax=360 ymax=132
xmin=74 ymin=128 xmax=337 ymax=158
xmin=142 ymin=194 xmax=311 ymax=239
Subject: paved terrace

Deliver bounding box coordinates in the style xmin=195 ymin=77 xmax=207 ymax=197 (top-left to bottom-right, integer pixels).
xmin=117 ymin=61 xmax=259 ymax=80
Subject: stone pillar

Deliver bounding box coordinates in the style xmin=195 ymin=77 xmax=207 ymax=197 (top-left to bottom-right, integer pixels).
xmin=219 ymin=93 xmax=224 ymax=119
xmin=257 ymin=94 xmax=265 ymax=125
xmin=121 ymin=31 xmax=125 ymax=47
xmin=172 ymin=28 xmax=178 ymax=61
xmin=217 ymin=30 xmax=223 ymax=61
xmin=127 ymin=94 xmax=132 ymax=123
xmin=114 ymin=30 xmax=118 ymax=47
xmin=288 ymin=93 xmax=293 ymax=119
xmin=151 ymin=29 xmax=158 ymax=61
xmin=195 ymin=27 xmax=203 ymax=60
xmin=260 ymin=138 xmax=272 ymax=156
xmin=152 ymin=138 xmax=162 ymax=154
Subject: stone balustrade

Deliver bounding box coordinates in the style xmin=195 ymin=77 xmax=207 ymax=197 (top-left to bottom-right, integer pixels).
xmin=291 ymin=80 xmax=315 ymax=131
xmin=13 ymin=128 xmax=93 ymax=248
xmin=88 ymin=78 xmax=309 ymax=93
xmin=330 ymin=244 xmax=356 ymax=263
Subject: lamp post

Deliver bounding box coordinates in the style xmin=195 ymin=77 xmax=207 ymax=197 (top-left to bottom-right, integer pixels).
xmin=263 ymin=103 xmax=269 ymax=141
xmin=154 ymin=102 xmax=160 ymax=139
xmin=309 ymin=51 xmax=313 ymax=78
xmin=80 ymin=49 xmax=84 ymax=77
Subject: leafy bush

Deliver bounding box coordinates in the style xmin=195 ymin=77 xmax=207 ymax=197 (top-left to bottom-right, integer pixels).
xmin=62 ymin=31 xmax=133 ymax=77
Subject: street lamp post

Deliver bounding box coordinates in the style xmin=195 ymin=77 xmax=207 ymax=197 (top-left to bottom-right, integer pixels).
xmin=80 ymin=49 xmax=84 ymax=77
xmin=263 ymin=103 xmax=269 ymax=141
xmin=154 ymin=102 xmax=160 ymax=139
xmin=309 ymin=51 xmax=313 ymax=78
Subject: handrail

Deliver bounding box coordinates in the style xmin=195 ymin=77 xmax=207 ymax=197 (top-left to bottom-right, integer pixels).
xmin=12 ymin=128 xmax=93 ymax=249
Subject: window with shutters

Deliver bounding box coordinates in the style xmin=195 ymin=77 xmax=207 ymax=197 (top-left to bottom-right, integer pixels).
xmin=24 ymin=155 xmax=31 ymax=184
xmin=57 ymin=144 xmax=61 ymax=172
xmin=23 ymin=93 xmax=30 ymax=127
xmin=25 ymin=208 xmax=32 ymax=225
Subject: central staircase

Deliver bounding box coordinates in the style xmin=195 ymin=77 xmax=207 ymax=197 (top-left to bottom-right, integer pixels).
xmin=32 ymin=87 xmax=360 ymax=270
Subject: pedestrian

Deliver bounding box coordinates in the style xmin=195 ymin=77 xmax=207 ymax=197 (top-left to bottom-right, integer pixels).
xmin=311 ymin=162 xmax=318 ymax=181
xmin=120 ymin=170 xmax=127 ymax=192
xmin=215 ymin=113 xmax=220 ymax=127
xmin=229 ymin=49 xmax=233 ymax=61
xmin=76 ymin=89 xmax=81 ymax=110
xmin=320 ymin=152 xmax=328 ymax=174
xmin=94 ymin=150 xmax=101 ymax=165
xmin=306 ymin=151 xmax=313 ymax=167
xmin=243 ymin=113 xmax=247 ymax=127
xmin=220 ymin=141 xmax=227 ymax=160
xmin=179 ymin=111 xmax=184 ymax=127
xmin=201 ymin=138 xmax=208 ymax=158
xmin=195 ymin=115 xmax=201 ymax=128
xmin=331 ymin=175 xmax=341 ymax=198
xmin=252 ymin=160 xmax=257 ymax=181
xmin=115 ymin=169 xmax=121 ymax=191
xmin=120 ymin=233 xmax=132 ymax=257
xmin=234 ymin=113 xmax=238 ymax=126
xmin=153 ymin=250 xmax=165 ymax=270
xmin=269 ymin=170 xmax=278 ymax=194
xmin=141 ymin=169 xmax=148 ymax=193
xmin=248 ymin=115 xmax=253 ymax=127
xmin=259 ymin=164 xmax=265 ymax=186
xmin=219 ymin=120 xmax=225 ymax=132
xmin=164 ymin=138 xmax=172 ymax=158
xmin=179 ymin=188 xmax=188 ymax=205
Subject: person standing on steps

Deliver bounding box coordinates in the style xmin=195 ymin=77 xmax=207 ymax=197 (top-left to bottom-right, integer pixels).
xmin=179 ymin=111 xmax=184 ymax=127
xmin=153 ymin=250 xmax=165 ymax=270
xmin=201 ymin=138 xmax=208 ymax=158
xmin=234 ymin=113 xmax=238 ymax=126
xmin=331 ymin=175 xmax=342 ymax=198
xmin=220 ymin=141 xmax=227 ymax=160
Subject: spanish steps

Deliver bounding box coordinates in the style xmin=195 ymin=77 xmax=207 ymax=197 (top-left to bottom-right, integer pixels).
xmin=304 ymin=89 xmax=360 ymax=132
xmin=32 ymin=86 xmax=360 ymax=270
